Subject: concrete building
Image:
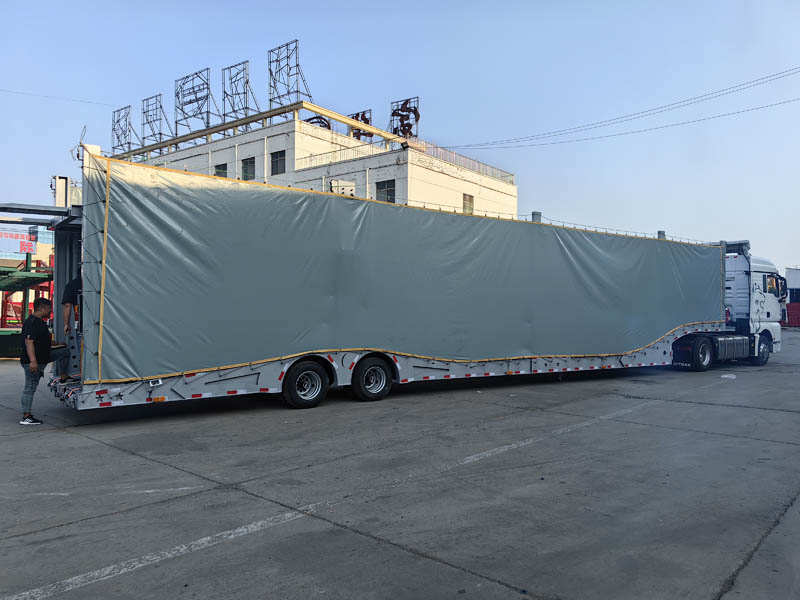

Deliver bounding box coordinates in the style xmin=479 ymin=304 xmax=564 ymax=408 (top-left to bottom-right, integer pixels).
xmin=113 ymin=101 xmax=518 ymax=218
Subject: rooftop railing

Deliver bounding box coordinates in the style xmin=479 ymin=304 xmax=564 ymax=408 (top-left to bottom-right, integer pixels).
xmin=295 ymin=142 xmax=389 ymax=170
xmin=417 ymin=142 xmax=515 ymax=184
xmin=295 ymin=138 xmax=515 ymax=185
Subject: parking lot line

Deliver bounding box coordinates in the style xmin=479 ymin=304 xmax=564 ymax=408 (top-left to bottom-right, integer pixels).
xmin=2 ymin=510 xmax=307 ymax=600
xmin=2 ymin=401 xmax=660 ymax=600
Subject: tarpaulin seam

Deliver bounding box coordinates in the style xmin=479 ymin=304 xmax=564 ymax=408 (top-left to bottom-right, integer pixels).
xmin=96 ymin=158 xmax=111 ymax=381
xmin=89 ymin=154 xmax=718 ymax=248
xmin=82 ymin=319 xmax=724 ymax=385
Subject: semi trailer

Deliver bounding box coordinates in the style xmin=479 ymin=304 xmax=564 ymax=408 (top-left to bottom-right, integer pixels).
xmin=32 ymin=151 xmax=785 ymax=410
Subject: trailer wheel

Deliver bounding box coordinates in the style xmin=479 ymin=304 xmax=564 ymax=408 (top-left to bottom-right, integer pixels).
xmin=691 ymin=337 xmax=713 ymax=371
xmin=350 ymin=357 xmax=393 ymax=402
xmin=750 ymin=335 xmax=770 ymax=366
xmin=282 ymin=361 xmax=329 ymax=409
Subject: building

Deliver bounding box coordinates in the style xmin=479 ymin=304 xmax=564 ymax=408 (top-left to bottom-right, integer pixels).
xmin=113 ymin=101 xmax=518 ymax=218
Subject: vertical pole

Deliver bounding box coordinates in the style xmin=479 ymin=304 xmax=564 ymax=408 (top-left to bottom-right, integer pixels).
xmin=264 ymin=137 xmax=269 ymax=183
xmin=21 ymin=252 xmax=32 ymax=321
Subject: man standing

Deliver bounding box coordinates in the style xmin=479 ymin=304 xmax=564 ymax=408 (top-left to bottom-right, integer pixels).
xmin=61 ymin=276 xmax=81 ymax=338
xmin=19 ymin=298 xmax=70 ymax=425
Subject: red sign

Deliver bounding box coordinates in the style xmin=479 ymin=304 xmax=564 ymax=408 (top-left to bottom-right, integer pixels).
xmin=20 ymin=241 xmax=35 ymax=253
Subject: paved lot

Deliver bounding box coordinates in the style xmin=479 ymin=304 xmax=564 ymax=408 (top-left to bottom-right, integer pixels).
xmin=1 ymin=330 xmax=799 ymax=600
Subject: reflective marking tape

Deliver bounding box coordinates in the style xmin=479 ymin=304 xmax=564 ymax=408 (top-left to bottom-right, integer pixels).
xmin=226 ymin=389 xmax=247 ymax=395
xmin=562 ymin=368 xmax=569 ymax=372
xmin=191 ymin=394 xmax=202 ymax=399
xmin=422 ymin=375 xmax=431 ymax=380
xmin=99 ymin=401 xmax=112 ymax=407
xmin=96 ymin=389 xmax=108 ymax=396
xmin=443 ymin=374 xmax=451 ymax=379
xmin=574 ymin=367 xmax=580 ymax=371
xmin=400 ymin=378 xmax=409 ymax=383
xmin=533 ymin=369 xmax=539 ymax=373
xmin=259 ymin=388 xmax=270 ymax=393
xmin=548 ymin=369 xmax=554 ymax=372
xmin=151 ymin=396 xmax=166 ymax=403
xmin=278 ymin=366 xmax=287 ymax=381
xmin=185 ymin=373 xmax=196 ymax=378
xmin=327 ymin=355 xmax=338 ymax=369
xmin=348 ymin=362 xmax=355 ymax=370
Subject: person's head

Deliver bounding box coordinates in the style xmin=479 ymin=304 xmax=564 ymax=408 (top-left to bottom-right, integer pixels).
xmin=33 ymin=298 xmax=52 ymax=318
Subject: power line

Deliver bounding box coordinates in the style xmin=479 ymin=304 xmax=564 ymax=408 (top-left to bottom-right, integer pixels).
xmin=445 ymin=65 xmax=800 ymax=149
xmin=0 ymin=88 xmax=116 ymax=107
xmin=445 ymin=96 xmax=800 ymax=149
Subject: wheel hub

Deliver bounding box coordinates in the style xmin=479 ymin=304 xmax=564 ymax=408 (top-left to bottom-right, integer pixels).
xmin=296 ymin=371 xmax=322 ymax=400
xmin=363 ymin=366 xmax=387 ymax=394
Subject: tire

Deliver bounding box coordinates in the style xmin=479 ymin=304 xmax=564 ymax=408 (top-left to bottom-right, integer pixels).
xmin=282 ymin=361 xmax=329 ymax=409
xmin=350 ymin=357 xmax=393 ymax=402
xmin=750 ymin=335 xmax=770 ymax=366
xmin=691 ymin=337 xmax=713 ymax=371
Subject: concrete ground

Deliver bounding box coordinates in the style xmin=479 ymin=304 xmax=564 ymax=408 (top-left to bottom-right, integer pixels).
xmin=1 ymin=330 xmax=799 ymax=600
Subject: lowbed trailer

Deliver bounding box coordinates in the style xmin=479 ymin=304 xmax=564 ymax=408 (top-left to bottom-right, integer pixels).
xmin=39 ymin=151 xmax=784 ymax=410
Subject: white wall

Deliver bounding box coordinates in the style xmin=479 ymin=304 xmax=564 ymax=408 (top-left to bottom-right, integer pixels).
xmin=408 ymin=151 xmax=517 ymax=217
xmin=142 ymin=117 xmax=517 ymax=217
xmin=787 ymin=267 xmax=800 ymax=289
xmin=293 ymin=150 xmax=409 ymax=201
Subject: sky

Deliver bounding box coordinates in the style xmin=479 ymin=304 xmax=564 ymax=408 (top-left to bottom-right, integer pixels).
xmin=1 ymin=0 xmax=798 ymax=270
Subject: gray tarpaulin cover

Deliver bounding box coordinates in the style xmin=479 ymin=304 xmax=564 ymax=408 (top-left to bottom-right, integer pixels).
xmin=82 ymin=155 xmax=723 ymax=383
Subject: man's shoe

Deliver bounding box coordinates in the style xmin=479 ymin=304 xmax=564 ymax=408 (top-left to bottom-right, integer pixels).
xmin=19 ymin=415 xmax=43 ymax=425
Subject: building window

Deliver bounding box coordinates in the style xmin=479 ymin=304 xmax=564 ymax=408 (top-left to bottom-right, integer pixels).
xmin=376 ymin=179 xmax=395 ymax=203
xmin=463 ymin=193 xmax=474 ymax=215
xmin=214 ymin=163 xmax=227 ymax=178
xmin=241 ymin=157 xmax=255 ymax=181
xmin=271 ymin=150 xmax=286 ymax=176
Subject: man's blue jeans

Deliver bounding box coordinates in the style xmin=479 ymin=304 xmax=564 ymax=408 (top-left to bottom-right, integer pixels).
xmin=20 ymin=347 xmax=70 ymax=414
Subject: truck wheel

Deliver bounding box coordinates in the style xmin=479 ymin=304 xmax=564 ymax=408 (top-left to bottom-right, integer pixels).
xmin=350 ymin=357 xmax=393 ymax=402
xmin=750 ymin=335 xmax=770 ymax=366
xmin=691 ymin=337 xmax=713 ymax=371
xmin=282 ymin=361 xmax=329 ymax=409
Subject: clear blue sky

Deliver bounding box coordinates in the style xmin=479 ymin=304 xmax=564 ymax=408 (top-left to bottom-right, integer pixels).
xmin=2 ymin=1 xmax=798 ymax=269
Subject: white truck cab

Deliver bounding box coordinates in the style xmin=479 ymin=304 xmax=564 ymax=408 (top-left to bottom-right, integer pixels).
xmin=723 ymin=240 xmax=786 ymax=364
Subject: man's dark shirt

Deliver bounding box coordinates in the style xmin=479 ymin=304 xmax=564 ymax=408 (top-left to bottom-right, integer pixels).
xmin=20 ymin=315 xmax=51 ymax=364
xmin=62 ymin=278 xmax=81 ymax=307
xmin=62 ymin=277 xmax=82 ymax=326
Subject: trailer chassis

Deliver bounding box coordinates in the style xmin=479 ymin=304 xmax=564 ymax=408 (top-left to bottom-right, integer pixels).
xmin=52 ymin=324 xmax=736 ymax=410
